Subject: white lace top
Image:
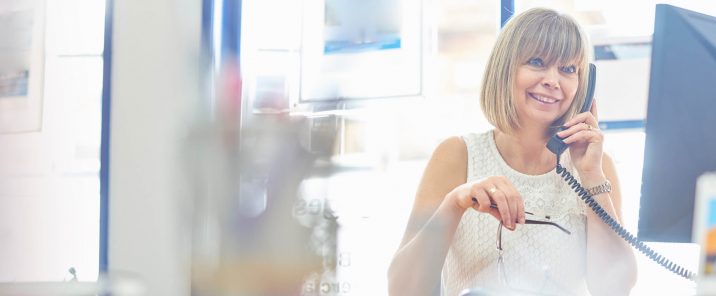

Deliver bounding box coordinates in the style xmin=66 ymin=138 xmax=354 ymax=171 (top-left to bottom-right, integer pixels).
xmin=441 ymin=130 xmax=589 ymax=296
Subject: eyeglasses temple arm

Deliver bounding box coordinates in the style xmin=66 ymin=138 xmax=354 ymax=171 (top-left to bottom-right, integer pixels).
xmin=524 ymin=219 xmax=571 ymax=235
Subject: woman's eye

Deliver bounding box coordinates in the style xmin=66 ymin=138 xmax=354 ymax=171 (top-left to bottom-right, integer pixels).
xmin=561 ymin=65 xmax=577 ymax=74
xmin=527 ymin=58 xmax=544 ymax=67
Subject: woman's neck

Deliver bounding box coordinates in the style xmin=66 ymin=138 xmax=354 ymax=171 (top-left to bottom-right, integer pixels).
xmin=493 ymin=127 xmax=557 ymax=175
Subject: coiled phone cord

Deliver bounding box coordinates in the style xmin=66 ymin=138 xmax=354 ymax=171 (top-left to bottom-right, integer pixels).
xmin=555 ymin=159 xmax=696 ymax=281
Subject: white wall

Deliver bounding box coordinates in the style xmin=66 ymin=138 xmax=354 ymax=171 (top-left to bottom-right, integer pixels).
xmin=0 ymin=0 xmax=104 ymax=282
xmin=109 ymin=0 xmax=202 ymax=295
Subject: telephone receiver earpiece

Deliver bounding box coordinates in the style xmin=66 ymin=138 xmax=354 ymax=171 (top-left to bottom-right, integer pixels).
xmin=546 ymin=63 xmax=597 ymax=156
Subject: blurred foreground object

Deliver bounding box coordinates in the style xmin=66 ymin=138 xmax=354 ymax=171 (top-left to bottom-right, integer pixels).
xmin=188 ymin=114 xmax=339 ymax=295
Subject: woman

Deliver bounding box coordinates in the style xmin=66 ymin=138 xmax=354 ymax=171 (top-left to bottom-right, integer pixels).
xmin=388 ymin=8 xmax=637 ymax=296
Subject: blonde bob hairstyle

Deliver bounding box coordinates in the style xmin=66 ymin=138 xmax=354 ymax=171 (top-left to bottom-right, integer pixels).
xmin=480 ymin=8 xmax=591 ymax=135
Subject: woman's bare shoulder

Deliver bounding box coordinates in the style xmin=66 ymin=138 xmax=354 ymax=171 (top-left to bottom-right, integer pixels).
xmin=429 ymin=136 xmax=468 ymax=172
xmin=419 ymin=136 xmax=469 ymax=195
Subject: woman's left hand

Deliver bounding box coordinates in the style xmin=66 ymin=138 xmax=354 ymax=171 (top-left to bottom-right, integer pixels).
xmin=556 ymin=99 xmax=604 ymax=178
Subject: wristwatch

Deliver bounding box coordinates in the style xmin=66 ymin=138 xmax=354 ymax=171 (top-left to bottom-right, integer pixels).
xmin=586 ymin=180 xmax=612 ymax=196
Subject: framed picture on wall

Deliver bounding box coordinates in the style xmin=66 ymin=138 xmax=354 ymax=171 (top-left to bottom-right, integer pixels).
xmin=298 ymin=0 xmax=422 ymax=103
xmin=0 ymin=0 xmax=45 ymax=133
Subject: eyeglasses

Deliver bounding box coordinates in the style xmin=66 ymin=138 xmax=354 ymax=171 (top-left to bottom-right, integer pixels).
xmin=495 ymin=212 xmax=571 ymax=252
xmin=495 ymin=210 xmax=572 ymax=294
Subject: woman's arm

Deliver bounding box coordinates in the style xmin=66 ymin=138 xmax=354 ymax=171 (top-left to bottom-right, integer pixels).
xmin=387 ymin=136 xmax=525 ymax=296
xmin=583 ymin=153 xmax=638 ymax=295
xmin=387 ymin=136 xmax=469 ymax=296
xmin=558 ymin=101 xmax=638 ymax=295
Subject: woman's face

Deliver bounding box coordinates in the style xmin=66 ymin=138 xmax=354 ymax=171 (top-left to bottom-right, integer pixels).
xmin=513 ymin=57 xmax=580 ymax=128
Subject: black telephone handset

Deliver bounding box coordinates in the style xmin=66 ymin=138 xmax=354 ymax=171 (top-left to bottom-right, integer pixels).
xmin=546 ymin=63 xmax=597 ymax=156
xmin=545 ymin=63 xmax=696 ymax=280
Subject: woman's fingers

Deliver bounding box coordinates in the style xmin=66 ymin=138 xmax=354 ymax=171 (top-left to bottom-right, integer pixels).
xmin=559 ymin=123 xmax=603 ymax=145
xmin=488 ymin=186 xmax=512 ymax=228
xmin=498 ymin=178 xmax=525 ymax=225
xmin=468 ymin=177 xmax=523 ymax=230
xmin=564 ymin=111 xmax=598 ymax=128
xmin=556 ymin=120 xmax=602 ymax=144
xmin=471 ymin=186 xmax=492 ymax=212
xmin=559 ymin=111 xmax=600 ymax=143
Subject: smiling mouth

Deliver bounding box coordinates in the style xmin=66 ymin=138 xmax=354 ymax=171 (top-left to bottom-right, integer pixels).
xmin=528 ymin=93 xmax=559 ymax=104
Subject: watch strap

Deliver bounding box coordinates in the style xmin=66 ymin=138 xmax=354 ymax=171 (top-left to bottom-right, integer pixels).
xmin=586 ymin=180 xmax=612 ymax=196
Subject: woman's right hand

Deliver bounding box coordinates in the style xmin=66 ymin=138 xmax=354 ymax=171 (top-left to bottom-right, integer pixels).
xmin=446 ymin=176 xmax=526 ymax=230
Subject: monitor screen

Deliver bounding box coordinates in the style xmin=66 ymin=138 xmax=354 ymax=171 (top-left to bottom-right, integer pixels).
xmin=638 ymin=4 xmax=716 ymax=242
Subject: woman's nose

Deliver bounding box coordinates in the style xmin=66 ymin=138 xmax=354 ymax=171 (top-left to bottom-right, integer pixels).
xmin=541 ymin=67 xmax=561 ymax=89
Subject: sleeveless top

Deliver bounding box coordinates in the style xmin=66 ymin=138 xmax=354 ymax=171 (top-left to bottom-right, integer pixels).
xmin=441 ymin=130 xmax=589 ymax=296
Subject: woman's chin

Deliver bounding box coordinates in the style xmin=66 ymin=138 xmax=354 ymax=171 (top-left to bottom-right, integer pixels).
xmin=525 ymin=113 xmax=562 ymax=128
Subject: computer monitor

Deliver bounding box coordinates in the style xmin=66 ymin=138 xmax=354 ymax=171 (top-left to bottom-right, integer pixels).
xmin=638 ymin=4 xmax=716 ymax=242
